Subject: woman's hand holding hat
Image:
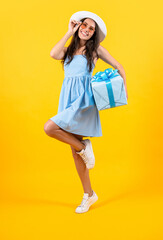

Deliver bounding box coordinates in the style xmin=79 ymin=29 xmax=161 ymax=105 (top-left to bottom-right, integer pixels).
xmin=68 ymin=19 xmax=82 ymax=36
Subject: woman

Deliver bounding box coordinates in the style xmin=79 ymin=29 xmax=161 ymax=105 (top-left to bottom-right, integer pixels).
xmin=44 ymin=11 xmax=128 ymax=214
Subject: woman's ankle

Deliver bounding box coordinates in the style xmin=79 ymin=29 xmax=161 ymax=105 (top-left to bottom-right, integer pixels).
xmin=76 ymin=143 xmax=86 ymax=153
xmin=84 ymin=189 xmax=93 ymax=197
xmin=82 ymin=143 xmax=86 ymax=150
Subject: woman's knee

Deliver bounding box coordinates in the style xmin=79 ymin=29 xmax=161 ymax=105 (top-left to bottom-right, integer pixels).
xmin=44 ymin=119 xmax=60 ymax=135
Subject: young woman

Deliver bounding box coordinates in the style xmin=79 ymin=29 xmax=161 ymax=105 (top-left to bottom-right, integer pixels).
xmin=44 ymin=11 xmax=128 ymax=214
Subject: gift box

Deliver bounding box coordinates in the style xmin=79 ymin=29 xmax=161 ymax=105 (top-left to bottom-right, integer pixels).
xmin=91 ymin=68 xmax=128 ymax=111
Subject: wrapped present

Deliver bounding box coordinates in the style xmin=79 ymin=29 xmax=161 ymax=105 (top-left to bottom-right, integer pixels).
xmin=91 ymin=68 xmax=128 ymax=111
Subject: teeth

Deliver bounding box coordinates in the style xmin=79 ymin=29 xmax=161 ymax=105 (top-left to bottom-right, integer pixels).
xmin=81 ymin=31 xmax=88 ymax=36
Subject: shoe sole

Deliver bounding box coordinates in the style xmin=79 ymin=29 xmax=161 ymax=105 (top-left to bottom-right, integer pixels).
xmin=75 ymin=194 xmax=98 ymax=213
xmin=85 ymin=139 xmax=95 ymax=169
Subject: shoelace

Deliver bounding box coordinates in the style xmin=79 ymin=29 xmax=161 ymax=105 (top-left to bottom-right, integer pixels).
xmin=80 ymin=151 xmax=88 ymax=164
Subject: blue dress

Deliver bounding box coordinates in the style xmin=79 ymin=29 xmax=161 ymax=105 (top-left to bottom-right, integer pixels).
xmin=49 ymin=54 xmax=102 ymax=138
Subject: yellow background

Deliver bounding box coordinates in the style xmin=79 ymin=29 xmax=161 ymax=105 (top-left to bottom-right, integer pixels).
xmin=0 ymin=0 xmax=163 ymax=239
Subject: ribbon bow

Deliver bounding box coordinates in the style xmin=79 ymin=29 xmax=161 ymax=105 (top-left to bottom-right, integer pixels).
xmin=91 ymin=68 xmax=119 ymax=82
xmin=91 ymin=68 xmax=119 ymax=108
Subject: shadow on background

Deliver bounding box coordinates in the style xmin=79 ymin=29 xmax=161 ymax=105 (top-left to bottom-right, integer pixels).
xmin=2 ymin=188 xmax=139 ymax=210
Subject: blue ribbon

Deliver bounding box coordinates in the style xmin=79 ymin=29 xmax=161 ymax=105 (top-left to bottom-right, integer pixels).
xmin=91 ymin=68 xmax=119 ymax=108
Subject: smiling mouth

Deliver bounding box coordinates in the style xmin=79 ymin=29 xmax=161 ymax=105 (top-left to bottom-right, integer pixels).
xmin=81 ymin=31 xmax=88 ymax=37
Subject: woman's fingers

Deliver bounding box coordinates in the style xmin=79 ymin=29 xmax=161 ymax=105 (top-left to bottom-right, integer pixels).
xmin=68 ymin=20 xmax=82 ymax=34
xmin=71 ymin=19 xmax=82 ymax=27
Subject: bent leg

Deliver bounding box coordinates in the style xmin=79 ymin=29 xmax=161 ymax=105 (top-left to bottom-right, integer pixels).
xmin=70 ymin=134 xmax=93 ymax=197
xmin=44 ymin=119 xmax=86 ymax=152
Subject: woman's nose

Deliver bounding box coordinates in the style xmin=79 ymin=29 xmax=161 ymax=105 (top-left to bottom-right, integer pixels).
xmin=85 ymin=27 xmax=89 ymax=33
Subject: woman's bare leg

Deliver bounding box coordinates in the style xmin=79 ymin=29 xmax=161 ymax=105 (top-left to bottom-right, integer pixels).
xmin=44 ymin=119 xmax=86 ymax=152
xmin=44 ymin=120 xmax=93 ymax=197
xmin=70 ymin=134 xmax=93 ymax=197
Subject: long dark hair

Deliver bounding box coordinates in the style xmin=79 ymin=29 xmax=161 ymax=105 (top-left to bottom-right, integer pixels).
xmin=61 ymin=18 xmax=100 ymax=73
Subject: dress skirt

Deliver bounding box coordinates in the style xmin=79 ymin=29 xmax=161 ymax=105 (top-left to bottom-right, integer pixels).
xmin=49 ymin=75 xmax=102 ymax=138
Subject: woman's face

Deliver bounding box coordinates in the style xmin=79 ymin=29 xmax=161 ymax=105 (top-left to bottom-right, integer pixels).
xmin=78 ymin=18 xmax=96 ymax=41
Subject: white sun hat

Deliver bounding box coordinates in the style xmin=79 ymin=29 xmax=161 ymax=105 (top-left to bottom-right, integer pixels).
xmin=69 ymin=11 xmax=107 ymax=42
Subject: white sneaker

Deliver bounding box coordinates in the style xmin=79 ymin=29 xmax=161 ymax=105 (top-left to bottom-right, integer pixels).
xmin=76 ymin=139 xmax=95 ymax=169
xmin=75 ymin=190 xmax=98 ymax=213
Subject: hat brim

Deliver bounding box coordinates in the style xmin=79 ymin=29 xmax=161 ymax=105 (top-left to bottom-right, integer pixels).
xmin=69 ymin=11 xmax=107 ymax=42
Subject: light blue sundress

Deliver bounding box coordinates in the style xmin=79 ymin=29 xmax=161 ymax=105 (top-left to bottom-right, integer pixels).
xmin=49 ymin=54 xmax=102 ymax=138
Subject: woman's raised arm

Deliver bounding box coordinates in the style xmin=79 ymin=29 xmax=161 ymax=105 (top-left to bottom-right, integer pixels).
xmin=50 ymin=31 xmax=72 ymax=60
xmin=50 ymin=20 xmax=82 ymax=60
